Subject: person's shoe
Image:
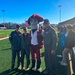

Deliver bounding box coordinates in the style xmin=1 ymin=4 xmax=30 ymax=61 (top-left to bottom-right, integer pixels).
xmin=18 ymin=65 xmax=25 ymax=70
xmin=43 ymin=71 xmax=48 ymax=75
xmin=36 ymin=68 xmax=42 ymax=72
xmin=18 ymin=65 xmax=22 ymax=70
xmin=22 ymin=67 xmax=25 ymax=70
xmin=57 ymin=55 xmax=62 ymax=58
xmin=60 ymin=61 xmax=67 ymax=66
xmin=30 ymin=66 xmax=36 ymax=70
xmin=31 ymin=67 xmax=36 ymax=71
xmin=25 ymin=67 xmax=30 ymax=71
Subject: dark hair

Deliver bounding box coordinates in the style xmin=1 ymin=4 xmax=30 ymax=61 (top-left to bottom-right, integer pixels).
xmin=23 ymin=27 xmax=28 ymax=30
xmin=16 ymin=25 xmax=20 ymax=28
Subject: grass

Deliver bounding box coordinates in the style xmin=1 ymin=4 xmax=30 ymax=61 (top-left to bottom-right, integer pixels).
xmin=0 ymin=29 xmax=45 ymax=75
xmin=0 ymin=30 xmax=14 ymax=37
xmin=0 ymin=39 xmax=46 ymax=75
xmin=0 ymin=29 xmax=31 ymax=37
xmin=0 ymin=29 xmax=67 ymax=75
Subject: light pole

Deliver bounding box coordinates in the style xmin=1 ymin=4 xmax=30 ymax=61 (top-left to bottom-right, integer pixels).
xmin=58 ymin=5 xmax=61 ymax=23
xmin=2 ymin=10 xmax=5 ymax=27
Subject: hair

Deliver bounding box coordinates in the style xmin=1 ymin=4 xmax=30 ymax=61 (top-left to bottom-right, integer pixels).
xmin=66 ymin=24 xmax=73 ymax=30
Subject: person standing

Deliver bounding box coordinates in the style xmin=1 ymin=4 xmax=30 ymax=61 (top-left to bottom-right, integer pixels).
xmin=28 ymin=14 xmax=44 ymax=72
xmin=21 ymin=27 xmax=31 ymax=70
xmin=9 ymin=25 xmax=22 ymax=70
xmin=60 ymin=25 xmax=75 ymax=66
xmin=43 ymin=19 xmax=57 ymax=75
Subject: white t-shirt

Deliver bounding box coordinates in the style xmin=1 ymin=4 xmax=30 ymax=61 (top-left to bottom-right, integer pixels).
xmin=31 ymin=30 xmax=38 ymax=45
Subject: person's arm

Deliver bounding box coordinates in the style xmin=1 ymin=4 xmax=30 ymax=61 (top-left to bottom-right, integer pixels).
xmin=20 ymin=34 xmax=24 ymax=50
xmin=9 ymin=32 xmax=13 ymax=46
xmin=51 ymin=29 xmax=57 ymax=54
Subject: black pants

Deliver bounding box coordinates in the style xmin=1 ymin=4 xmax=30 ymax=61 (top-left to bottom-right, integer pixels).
xmin=11 ymin=50 xmax=20 ymax=69
xmin=21 ymin=49 xmax=30 ymax=68
xmin=44 ymin=49 xmax=56 ymax=75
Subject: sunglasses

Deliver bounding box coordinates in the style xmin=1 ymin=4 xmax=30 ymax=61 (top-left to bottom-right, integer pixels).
xmin=43 ymin=22 xmax=49 ymax=25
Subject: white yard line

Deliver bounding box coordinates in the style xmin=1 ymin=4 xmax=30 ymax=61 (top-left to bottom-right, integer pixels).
xmin=0 ymin=37 xmax=9 ymax=40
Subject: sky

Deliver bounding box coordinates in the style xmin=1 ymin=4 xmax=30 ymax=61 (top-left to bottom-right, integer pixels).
xmin=0 ymin=0 xmax=75 ymax=24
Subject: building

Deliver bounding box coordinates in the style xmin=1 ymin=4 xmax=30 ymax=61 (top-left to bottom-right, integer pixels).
xmin=58 ymin=17 xmax=75 ymax=27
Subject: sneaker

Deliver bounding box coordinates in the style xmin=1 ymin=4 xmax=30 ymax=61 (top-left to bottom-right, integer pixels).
xmin=18 ymin=65 xmax=22 ymax=70
xmin=57 ymin=55 xmax=62 ymax=58
xmin=36 ymin=68 xmax=42 ymax=72
xmin=60 ymin=61 xmax=67 ymax=66
xmin=22 ymin=67 xmax=25 ymax=70
xmin=25 ymin=67 xmax=30 ymax=71
xmin=32 ymin=67 xmax=36 ymax=71
xmin=18 ymin=65 xmax=25 ymax=70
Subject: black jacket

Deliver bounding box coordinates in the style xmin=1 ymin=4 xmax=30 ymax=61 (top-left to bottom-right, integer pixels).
xmin=9 ymin=30 xmax=22 ymax=50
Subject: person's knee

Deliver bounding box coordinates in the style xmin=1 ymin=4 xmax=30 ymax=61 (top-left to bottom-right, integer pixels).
xmin=63 ymin=48 xmax=69 ymax=54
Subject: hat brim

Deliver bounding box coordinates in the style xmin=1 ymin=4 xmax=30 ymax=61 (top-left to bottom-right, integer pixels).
xmin=28 ymin=14 xmax=44 ymax=25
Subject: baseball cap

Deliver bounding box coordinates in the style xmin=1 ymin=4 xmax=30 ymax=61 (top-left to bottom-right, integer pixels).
xmin=43 ymin=19 xmax=49 ymax=24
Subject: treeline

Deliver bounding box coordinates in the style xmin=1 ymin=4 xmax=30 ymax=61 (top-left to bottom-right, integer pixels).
xmin=0 ymin=22 xmax=25 ymax=29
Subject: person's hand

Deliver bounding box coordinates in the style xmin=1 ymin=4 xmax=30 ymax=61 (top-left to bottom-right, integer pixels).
xmin=51 ymin=50 xmax=55 ymax=55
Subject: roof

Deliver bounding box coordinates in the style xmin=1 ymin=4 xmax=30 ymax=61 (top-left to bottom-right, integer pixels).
xmin=58 ymin=17 xmax=75 ymax=26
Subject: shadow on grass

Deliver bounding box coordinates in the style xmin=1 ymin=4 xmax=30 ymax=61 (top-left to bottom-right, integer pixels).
xmin=0 ymin=69 xmax=43 ymax=75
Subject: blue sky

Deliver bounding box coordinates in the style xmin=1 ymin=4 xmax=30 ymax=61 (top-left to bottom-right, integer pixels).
xmin=0 ymin=0 xmax=75 ymax=24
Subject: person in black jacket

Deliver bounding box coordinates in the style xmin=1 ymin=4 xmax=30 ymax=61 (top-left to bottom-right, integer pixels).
xmin=9 ymin=25 xmax=22 ymax=70
xmin=43 ymin=19 xmax=57 ymax=75
xmin=21 ymin=27 xmax=31 ymax=70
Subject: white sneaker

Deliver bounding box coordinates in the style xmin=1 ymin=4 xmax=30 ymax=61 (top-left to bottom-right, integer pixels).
xmin=60 ymin=61 xmax=67 ymax=66
xmin=37 ymin=68 xmax=42 ymax=72
xmin=18 ymin=65 xmax=22 ymax=70
xmin=22 ymin=67 xmax=25 ymax=70
xmin=25 ymin=67 xmax=30 ymax=71
xmin=57 ymin=55 xmax=62 ymax=58
xmin=32 ymin=67 xmax=36 ymax=71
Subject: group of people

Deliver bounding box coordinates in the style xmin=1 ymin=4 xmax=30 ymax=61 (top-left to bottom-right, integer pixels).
xmin=9 ymin=14 xmax=75 ymax=75
xmin=58 ymin=24 xmax=75 ymax=74
xmin=9 ymin=14 xmax=57 ymax=75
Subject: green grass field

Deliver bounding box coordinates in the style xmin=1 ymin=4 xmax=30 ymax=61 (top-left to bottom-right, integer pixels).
xmin=0 ymin=29 xmax=67 ymax=75
xmin=0 ymin=30 xmax=13 ymax=37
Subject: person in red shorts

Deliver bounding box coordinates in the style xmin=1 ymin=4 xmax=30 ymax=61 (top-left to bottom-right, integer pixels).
xmin=28 ymin=14 xmax=44 ymax=72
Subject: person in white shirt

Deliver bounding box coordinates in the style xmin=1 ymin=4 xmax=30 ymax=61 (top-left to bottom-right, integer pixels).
xmin=28 ymin=14 xmax=44 ymax=72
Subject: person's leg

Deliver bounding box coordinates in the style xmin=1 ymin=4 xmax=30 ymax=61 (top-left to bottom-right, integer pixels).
xmin=31 ymin=45 xmax=36 ymax=69
xmin=25 ymin=48 xmax=30 ymax=69
xmin=21 ymin=50 xmax=25 ymax=68
xmin=62 ymin=48 xmax=69 ymax=63
xmin=11 ymin=50 xmax=16 ymax=69
xmin=17 ymin=50 xmax=20 ymax=68
xmin=36 ymin=46 xmax=41 ymax=69
xmin=50 ymin=53 xmax=56 ymax=75
xmin=44 ymin=49 xmax=50 ymax=74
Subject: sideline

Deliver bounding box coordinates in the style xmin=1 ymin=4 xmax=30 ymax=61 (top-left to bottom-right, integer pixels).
xmin=0 ymin=37 xmax=9 ymax=41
